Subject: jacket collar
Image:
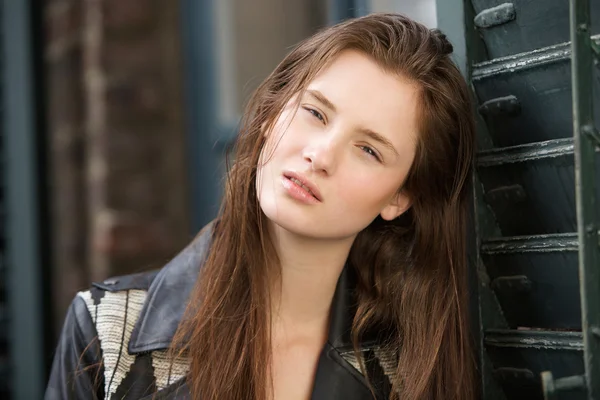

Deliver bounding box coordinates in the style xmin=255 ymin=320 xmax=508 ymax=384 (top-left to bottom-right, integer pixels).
xmin=128 ymin=222 xmax=389 ymax=399
xmin=128 ymin=222 xmax=214 ymax=354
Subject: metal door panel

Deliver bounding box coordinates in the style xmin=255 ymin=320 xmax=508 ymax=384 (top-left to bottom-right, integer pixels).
xmin=2 ymin=0 xmax=46 ymax=397
xmin=483 ymin=251 xmax=581 ymax=328
xmin=478 ymin=152 xmax=600 ymax=236
xmin=473 ymin=54 xmax=600 ymax=147
xmin=470 ymin=0 xmax=600 ymax=58
xmin=486 ymin=341 xmax=585 ymax=400
xmin=446 ymin=0 xmax=600 ymax=396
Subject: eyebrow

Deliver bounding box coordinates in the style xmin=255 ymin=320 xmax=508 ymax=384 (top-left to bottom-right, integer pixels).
xmin=306 ymin=89 xmax=400 ymax=157
xmin=358 ymin=127 xmax=399 ymax=157
xmin=306 ymin=89 xmax=337 ymax=112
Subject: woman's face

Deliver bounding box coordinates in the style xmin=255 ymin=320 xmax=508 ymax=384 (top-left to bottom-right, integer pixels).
xmin=256 ymin=50 xmax=419 ymax=240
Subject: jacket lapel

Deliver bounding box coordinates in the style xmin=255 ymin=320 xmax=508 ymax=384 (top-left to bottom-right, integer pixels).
xmin=311 ymin=265 xmax=390 ymax=400
xmin=311 ymin=342 xmax=377 ymax=400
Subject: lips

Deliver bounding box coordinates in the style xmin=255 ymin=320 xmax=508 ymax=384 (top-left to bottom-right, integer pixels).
xmin=288 ymin=177 xmax=315 ymax=197
xmin=282 ymin=171 xmax=323 ymax=201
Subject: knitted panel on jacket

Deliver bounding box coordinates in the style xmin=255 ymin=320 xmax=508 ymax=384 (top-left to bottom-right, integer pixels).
xmin=78 ymin=289 xmax=190 ymax=399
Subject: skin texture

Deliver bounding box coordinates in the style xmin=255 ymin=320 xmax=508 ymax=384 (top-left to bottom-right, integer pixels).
xmin=255 ymin=50 xmax=421 ymax=400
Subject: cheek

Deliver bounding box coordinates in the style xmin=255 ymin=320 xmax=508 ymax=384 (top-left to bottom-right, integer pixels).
xmin=265 ymin=108 xmax=298 ymax=145
xmin=256 ymin=138 xmax=291 ymax=197
xmin=262 ymin=128 xmax=294 ymax=164
xmin=257 ymin=150 xmax=276 ymax=189
xmin=256 ymin=142 xmax=279 ymax=199
xmin=336 ymin=171 xmax=401 ymax=211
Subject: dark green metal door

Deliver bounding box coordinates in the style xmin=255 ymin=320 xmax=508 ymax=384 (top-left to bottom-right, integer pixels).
xmin=2 ymin=0 xmax=46 ymax=398
xmin=0 ymin=5 xmax=7 ymax=395
xmin=442 ymin=0 xmax=600 ymax=398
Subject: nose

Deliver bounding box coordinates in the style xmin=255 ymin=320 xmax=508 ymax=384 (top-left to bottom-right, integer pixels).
xmin=302 ymin=136 xmax=339 ymax=175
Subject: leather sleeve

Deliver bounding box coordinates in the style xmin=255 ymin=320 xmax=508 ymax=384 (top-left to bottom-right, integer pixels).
xmin=44 ymin=295 xmax=105 ymax=400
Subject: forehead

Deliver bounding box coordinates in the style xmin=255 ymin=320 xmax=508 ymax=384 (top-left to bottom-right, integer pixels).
xmin=305 ymin=50 xmax=420 ymax=148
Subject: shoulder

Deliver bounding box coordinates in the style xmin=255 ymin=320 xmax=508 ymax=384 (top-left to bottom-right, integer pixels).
xmin=76 ymin=269 xmax=160 ymax=333
xmin=91 ymin=269 xmax=160 ymax=292
xmin=78 ymin=270 xmax=161 ymax=373
xmin=47 ymin=269 xmax=162 ymax=399
xmin=48 ymin=220 xmax=220 ymax=399
xmin=76 ymin=269 xmax=190 ymax=398
xmin=77 ymin=268 xmax=166 ymax=351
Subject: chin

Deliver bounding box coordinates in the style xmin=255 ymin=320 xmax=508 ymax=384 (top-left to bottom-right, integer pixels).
xmin=260 ymin=201 xmax=318 ymax=236
xmin=262 ymin=206 xmax=357 ymax=241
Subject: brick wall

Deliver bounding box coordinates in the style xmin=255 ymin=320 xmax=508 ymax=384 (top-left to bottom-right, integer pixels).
xmin=44 ymin=0 xmax=190 ymax=335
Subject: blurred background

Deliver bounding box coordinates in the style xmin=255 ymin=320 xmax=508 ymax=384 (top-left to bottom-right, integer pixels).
xmin=1 ymin=0 xmax=437 ymax=398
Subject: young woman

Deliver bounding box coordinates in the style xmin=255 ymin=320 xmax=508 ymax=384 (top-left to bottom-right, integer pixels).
xmin=45 ymin=13 xmax=477 ymax=400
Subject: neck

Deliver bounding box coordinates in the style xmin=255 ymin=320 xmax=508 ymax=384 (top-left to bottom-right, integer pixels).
xmin=269 ymin=223 xmax=355 ymax=336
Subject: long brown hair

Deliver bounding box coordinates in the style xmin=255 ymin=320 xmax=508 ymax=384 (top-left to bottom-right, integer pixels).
xmin=171 ymin=13 xmax=476 ymax=400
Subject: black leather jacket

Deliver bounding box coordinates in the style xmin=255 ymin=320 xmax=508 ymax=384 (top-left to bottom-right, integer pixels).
xmin=45 ymin=223 xmax=394 ymax=399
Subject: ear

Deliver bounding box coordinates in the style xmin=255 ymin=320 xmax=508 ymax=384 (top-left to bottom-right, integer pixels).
xmin=380 ymin=191 xmax=411 ymax=221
